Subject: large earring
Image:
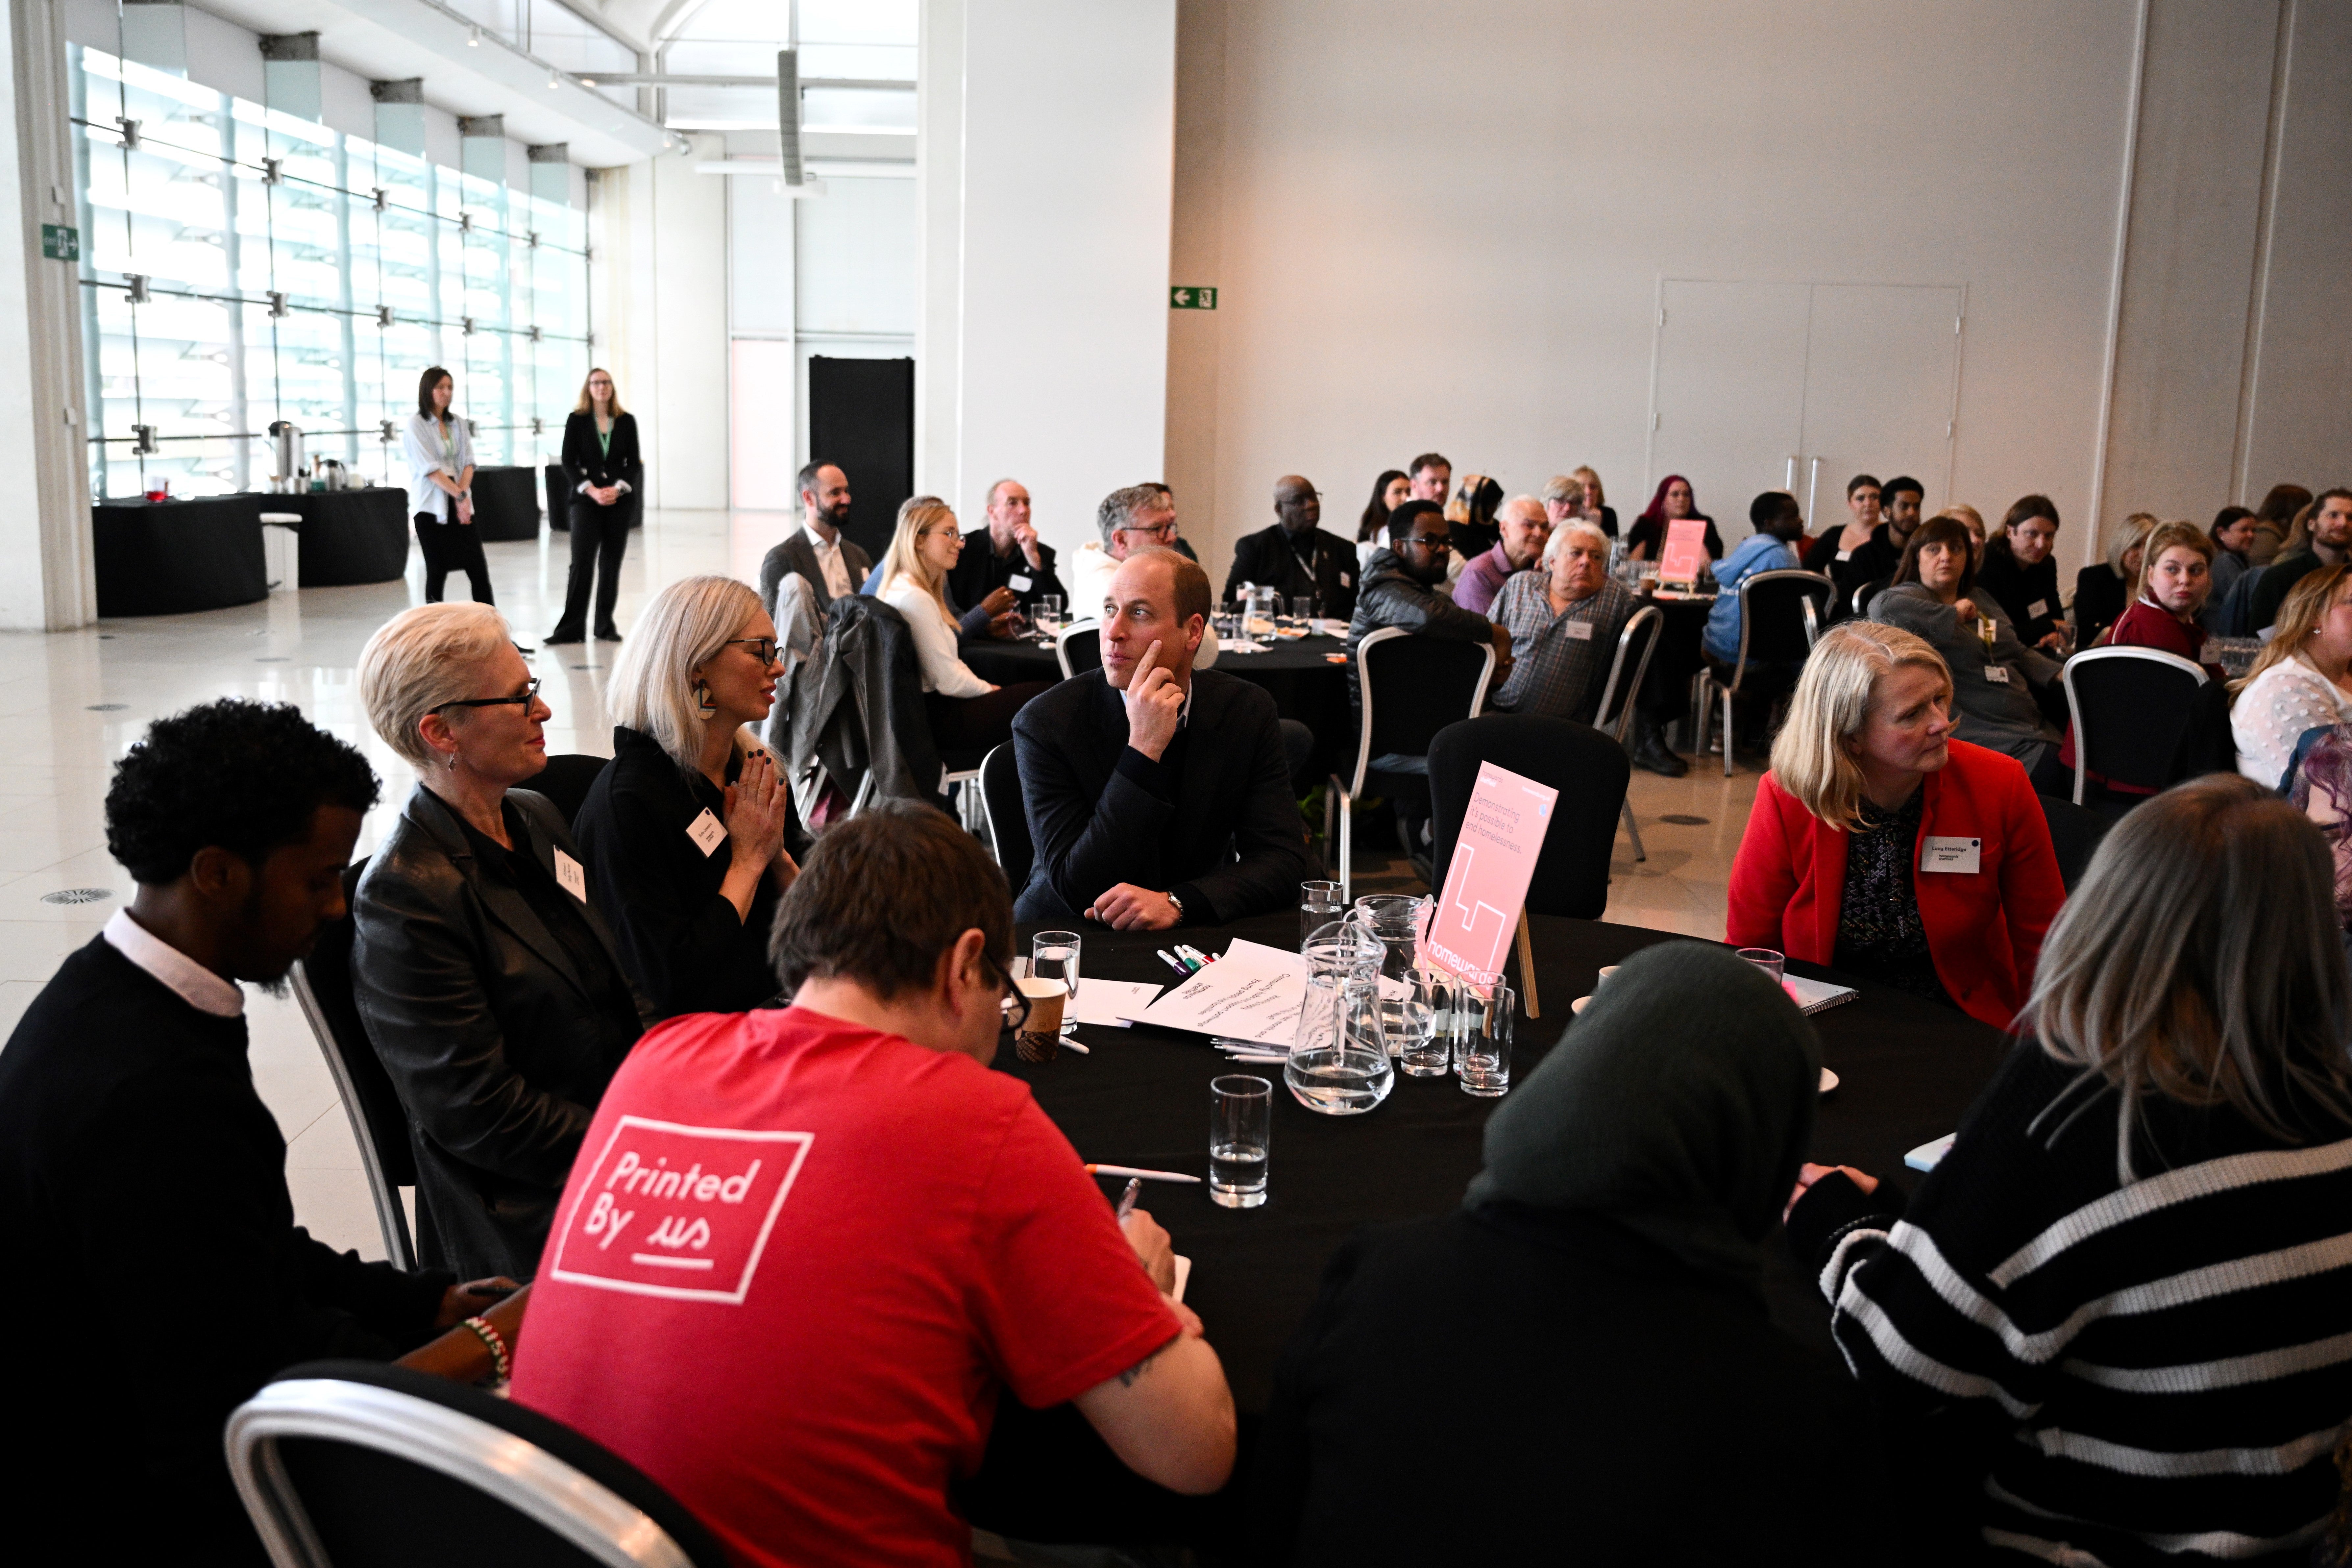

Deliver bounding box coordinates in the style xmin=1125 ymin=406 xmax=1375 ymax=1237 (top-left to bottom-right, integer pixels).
xmin=693 ymin=680 xmax=717 ymax=719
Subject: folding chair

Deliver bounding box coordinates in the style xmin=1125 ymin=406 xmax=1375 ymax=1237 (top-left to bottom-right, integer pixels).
xmin=1589 ymin=604 xmax=1662 ymax=861
xmin=1695 ymin=569 xmax=1834 ymax=777
xmin=1056 ymin=620 xmax=1102 ymax=680
xmin=2061 ymin=646 xmax=2208 ymax=805
xmin=228 ymin=1360 xmax=730 ymax=1568
xmin=1429 ymin=715 xmax=1629 ymax=919
xmin=1329 ymin=627 xmax=1496 ymax=901
xmin=977 ymin=742 xmax=1033 ymax=891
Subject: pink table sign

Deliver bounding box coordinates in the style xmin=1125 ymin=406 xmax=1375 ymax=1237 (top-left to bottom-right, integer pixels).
xmin=1657 ymin=517 xmax=1710 ymax=585
xmin=1419 ymin=760 xmax=1560 ymax=982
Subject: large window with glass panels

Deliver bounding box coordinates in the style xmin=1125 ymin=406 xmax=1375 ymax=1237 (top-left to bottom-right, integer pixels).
xmin=70 ymin=46 xmax=590 ymax=500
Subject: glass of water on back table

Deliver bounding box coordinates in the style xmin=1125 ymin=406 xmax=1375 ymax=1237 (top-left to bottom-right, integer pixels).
xmin=1033 ymin=931 xmax=1081 ymax=1035
xmin=1299 ymin=880 xmax=1344 ymax=950
xmin=1210 ymin=1074 xmax=1271 ymax=1208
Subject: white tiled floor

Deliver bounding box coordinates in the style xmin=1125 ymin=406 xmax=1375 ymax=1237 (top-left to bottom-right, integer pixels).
xmin=0 ymin=508 xmax=1756 ymax=1261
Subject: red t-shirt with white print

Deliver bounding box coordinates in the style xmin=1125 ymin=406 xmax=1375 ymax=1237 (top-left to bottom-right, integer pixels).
xmin=510 ymin=1005 xmax=1180 ymax=1568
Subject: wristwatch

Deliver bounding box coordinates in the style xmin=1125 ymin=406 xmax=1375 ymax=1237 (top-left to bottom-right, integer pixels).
xmin=1165 ymin=891 xmax=1185 ymax=921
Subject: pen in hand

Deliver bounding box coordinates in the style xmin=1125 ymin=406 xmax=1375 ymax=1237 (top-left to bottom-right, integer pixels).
xmin=1114 ymin=1176 xmax=1142 ymax=1221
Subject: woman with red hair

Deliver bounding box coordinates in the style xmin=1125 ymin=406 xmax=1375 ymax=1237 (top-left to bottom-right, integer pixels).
xmin=1624 ymin=475 xmax=1723 ymax=564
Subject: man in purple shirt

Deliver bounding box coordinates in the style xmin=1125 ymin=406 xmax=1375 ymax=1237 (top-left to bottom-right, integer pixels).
xmin=1454 ymin=494 xmax=1553 ymax=616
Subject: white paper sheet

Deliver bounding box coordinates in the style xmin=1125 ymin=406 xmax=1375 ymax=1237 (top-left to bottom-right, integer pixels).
xmin=1128 ymin=938 xmax=1308 ymax=1047
xmin=1070 ymin=978 xmax=1163 ymax=1028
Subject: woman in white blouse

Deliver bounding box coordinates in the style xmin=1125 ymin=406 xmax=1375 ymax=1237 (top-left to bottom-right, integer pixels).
xmin=2232 ymin=563 xmax=2352 ymax=789
xmin=401 ymin=365 xmax=491 ymax=605
xmin=879 ymin=497 xmax=1053 ymax=754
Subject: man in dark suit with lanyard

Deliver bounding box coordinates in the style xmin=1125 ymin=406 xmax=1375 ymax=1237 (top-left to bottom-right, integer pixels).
xmin=1223 ymin=475 xmax=1360 ymax=620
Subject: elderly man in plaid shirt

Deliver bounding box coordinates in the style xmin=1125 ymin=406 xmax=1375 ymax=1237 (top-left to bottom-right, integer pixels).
xmin=1486 ymin=520 xmax=1638 ymax=724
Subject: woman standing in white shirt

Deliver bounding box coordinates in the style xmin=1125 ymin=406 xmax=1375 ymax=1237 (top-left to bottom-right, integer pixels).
xmin=880 ymin=497 xmax=1052 ymax=754
xmin=2232 ymin=563 xmax=2352 ymax=789
xmin=402 ymin=366 xmax=491 ymax=605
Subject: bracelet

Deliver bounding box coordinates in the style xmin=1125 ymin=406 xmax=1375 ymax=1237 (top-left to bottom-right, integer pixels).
xmin=460 ymin=1314 xmax=512 ymax=1384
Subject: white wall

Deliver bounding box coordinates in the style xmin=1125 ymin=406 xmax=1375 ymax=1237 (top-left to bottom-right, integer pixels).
xmin=921 ymin=0 xmax=1177 ymax=557
xmin=625 ymin=136 xmax=729 ymax=512
xmin=1175 ymin=0 xmax=2153 ymax=576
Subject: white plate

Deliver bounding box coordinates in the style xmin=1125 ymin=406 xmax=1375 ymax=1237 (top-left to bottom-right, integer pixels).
xmin=1819 ymin=1067 xmax=1839 ymax=1095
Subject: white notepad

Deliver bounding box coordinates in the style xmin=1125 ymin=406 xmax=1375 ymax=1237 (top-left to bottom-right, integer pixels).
xmin=1785 ymin=975 xmax=1859 ymax=1016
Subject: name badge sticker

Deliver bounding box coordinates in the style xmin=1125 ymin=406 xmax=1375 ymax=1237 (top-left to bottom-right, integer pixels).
xmin=1008 ymin=573 xmax=1033 ymax=593
xmin=1984 ymin=665 xmax=2011 ymax=685
xmin=2028 ymin=598 xmax=2050 ymax=619
xmin=549 ymin=1116 xmax=814 ymax=1304
xmin=1565 ymin=619 xmax=1596 ymax=641
xmin=685 ymin=808 xmax=728 ymax=857
xmin=1921 ymin=835 xmax=1983 ymax=874
xmin=553 ymin=848 xmax=588 ymax=901
xmin=1836 ymin=549 xmax=1852 ymax=562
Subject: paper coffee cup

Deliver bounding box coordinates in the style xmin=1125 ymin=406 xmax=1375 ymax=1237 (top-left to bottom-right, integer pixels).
xmin=1016 ymin=977 xmax=1067 ymax=1061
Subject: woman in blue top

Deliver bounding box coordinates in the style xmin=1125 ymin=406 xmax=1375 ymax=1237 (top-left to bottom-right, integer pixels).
xmin=402 ymin=365 xmax=490 ymax=605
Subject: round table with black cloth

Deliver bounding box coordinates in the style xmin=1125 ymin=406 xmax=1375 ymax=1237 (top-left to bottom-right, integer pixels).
xmin=93 ymin=493 xmax=267 ymax=615
xmin=957 ymin=910 xmax=2009 ymax=1550
xmin=956 ymin=632 xmax=1357 ymax=777
xmin=467 ymin=464 xmax=544 ymax=541
xmin=277 ymin=487 xmax=411 ymax=586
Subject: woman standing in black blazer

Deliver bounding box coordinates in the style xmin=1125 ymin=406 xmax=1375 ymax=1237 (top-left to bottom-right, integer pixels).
xmin=351 ymin=603 xmax=649 ymax=1280
xmin=547 ymin=367 xmax=642 ymax=644
xmin=574 ymin=575 xmax=799 ymax=1020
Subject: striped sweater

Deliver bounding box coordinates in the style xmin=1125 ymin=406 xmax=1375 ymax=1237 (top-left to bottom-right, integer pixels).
xmin=1787 ymin=1041 xmax=2352 ymax=1566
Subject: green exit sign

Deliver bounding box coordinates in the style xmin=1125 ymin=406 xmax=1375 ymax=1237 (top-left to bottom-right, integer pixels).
xmin=1169 ymin=285 xmax=1217 ymax=310
xmin=40 ymin=224 xmax=78 ymax=261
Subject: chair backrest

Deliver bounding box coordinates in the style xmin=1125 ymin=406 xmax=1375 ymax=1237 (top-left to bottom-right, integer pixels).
xmin=2062 ymin=646 xmax=2208 ymax=802
xmin=1352 ymin=627 xmax=1496 ymax=791
xmin=1733 ymin=569 xmax=1834 ymax=672
xmin=2036 ymin=792 xmax=2113 ymax=894
xmin=1591 ymin=604 xmax=1663 ymax=742
xmin=1057 ymin=620 xmax=1102 ymax=680
xmin=1427 ymin=715 xmax=1630 ymax=919
xmin=528 ymin=754 xmax=611 ymax=830
xmin=978 ymin=742 xmax=1032 ymax=891
xmin=228 ymin=1360 xmax=731 ymax=1568
xmin=1853 ymin=578 xmax=1887 ymax=619
xmin=289 ymin=860 xmax=417 ymax=1272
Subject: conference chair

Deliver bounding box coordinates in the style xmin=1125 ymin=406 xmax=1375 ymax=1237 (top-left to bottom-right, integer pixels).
xmin=1056 ymin=620 xmax=1102 ymax=680
xmin=2060 ymin=646 xmax=2208 ymax=805
xmin=1694 ymin=569 xmax=1834 ymax=777
xmin=290 ymin=861 xmax=418 ymax=1272
xmin=227 ymin=1360 xmax=730 ymax=1568
xmin=2036 ymin=794 xmax=2113 ymax=894
xmin=977 ymin=743 xmax=1033 ymax=891
xmin=1851 ymin=578 xmax=1888 ymax=620
xmin=526 ymin=753 xmax=610 ymax=831
xmin=1588 ymin=604 xmax=1663 ymax=862
xmin=1427 ymin=715 xmax=1629 ymax=920
xmin=1330 ymin=627 xmax=1496 ymax=901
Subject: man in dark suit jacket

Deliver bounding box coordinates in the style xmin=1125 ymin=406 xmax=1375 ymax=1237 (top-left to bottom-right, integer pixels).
xmin=0 ymin=699 xmax=521 ymax=1566
xmin=759 ymin=459 xmax=872 ymax=619
xmin=948 ymin=477 xmax=1066 ymax=618
xmin=1224 ymin=474 xmax=1360 ymax=619
xmin=1014 ymin=547 xmax=1317 ymax=929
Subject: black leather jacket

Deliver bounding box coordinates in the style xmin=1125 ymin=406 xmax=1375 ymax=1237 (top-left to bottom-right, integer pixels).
xmin=351 ymin=784 xmax=648 ymax=1279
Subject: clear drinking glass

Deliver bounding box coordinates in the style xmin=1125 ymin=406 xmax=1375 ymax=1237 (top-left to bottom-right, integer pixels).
xmin=1299 ymin=880 xmax=1344 ymax=951
xmin=1033 ymin=931 xmax=1082 ymax=1034
xmin=1395 ymin=967 xmax=1449 ymax=1077
xmin=1737 ymin=947 xmax=1786 ymax=986
xmin=1456 ymin=974 xmax=1515 ymax=1097
xmin=1291 ymin=595 xmax=1316 ymax=629
xmin=1034 ymin=594 xmax=1063 ymax=639
xmin=1210 ymin=1075 xmax=1272 ymax=1208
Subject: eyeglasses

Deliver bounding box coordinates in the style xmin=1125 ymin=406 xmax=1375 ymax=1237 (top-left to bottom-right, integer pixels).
xmin=1120 ymin=521 xmax=1179 ymax=540
xmin=1402 ymin=535 xmax=1454 ymax=554
xmin=725 ymin=637 xmax=779 ymax=664
xmin=429 ymin=677 xmax=541 ymax=715
xmin=983 ymin=951 xmax=1031 ymax=1033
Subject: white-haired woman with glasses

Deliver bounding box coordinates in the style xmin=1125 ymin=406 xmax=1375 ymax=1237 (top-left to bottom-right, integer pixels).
xmin=1784 ymin=774 xmax=2352 ymax=1563
xmin=574 ymin=574 xmax=797 ymax=1020
xmin=881 ymin=496 xmax=1054 ymax=753
xmin=351 ymin=603 xmax=648 ymax=1281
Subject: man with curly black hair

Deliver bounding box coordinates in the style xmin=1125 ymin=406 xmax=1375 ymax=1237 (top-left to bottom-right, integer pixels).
xmin=0 ymin=699 xmax=523 ymax=1565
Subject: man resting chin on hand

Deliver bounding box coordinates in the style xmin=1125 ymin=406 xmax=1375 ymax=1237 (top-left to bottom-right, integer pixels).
xmin=1010 ymin=547 xmax=1318 ymax=931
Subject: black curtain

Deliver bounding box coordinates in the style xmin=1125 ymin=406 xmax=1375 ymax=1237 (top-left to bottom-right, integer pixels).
xmin=807 ymin=356 xmax=915 ymax=565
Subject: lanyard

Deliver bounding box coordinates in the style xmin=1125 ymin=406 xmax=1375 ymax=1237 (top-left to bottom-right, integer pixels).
xmin=596 ymin=418 xmax=612 ymax=459
xmin=431 ymin=417 xmax=455 ymax=468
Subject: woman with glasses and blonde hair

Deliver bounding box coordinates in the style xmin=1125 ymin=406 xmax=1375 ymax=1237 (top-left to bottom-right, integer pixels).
xmin=546 ymin=367 xmax=642 ymax=646
xmin=574 ymin=574 xmax=798 ymax=1020
xmin=1727 ymin=621 xmax=2064 ymax=1025
xmin=352 ymin=604 xmax=646 ymax=1279
xmin=881 ymin=496 xmax=1053 ymax=753
xmin=2231 ymin=563 xmax=2352 ymax=788
xmin=1784 ymin=773 xmax=2352 ymax=1563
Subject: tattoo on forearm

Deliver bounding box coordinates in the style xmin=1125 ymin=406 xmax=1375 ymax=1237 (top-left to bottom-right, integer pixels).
xmin=1117 ymin=1346 xmax=1164 ymax=1388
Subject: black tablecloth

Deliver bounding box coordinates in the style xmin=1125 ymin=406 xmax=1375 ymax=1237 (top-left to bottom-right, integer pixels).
xmin=960 ymin=909 xmax=2009 ymax=1544
xmin=275 ymin=488 xmax=410 ymax=586
xmin=93 ymin=495 xmax=267 ymax=616
xmin=471 ymin=465 xmax=542 ymax=541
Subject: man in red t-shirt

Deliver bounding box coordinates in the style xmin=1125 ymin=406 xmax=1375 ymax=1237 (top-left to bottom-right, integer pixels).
xmin=511 ymin=803 xmax=1235 ymax=1567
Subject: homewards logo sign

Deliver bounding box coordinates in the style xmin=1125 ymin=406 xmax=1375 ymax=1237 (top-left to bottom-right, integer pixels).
xmin=548 ymin=1116 xmax=813 ymax=1304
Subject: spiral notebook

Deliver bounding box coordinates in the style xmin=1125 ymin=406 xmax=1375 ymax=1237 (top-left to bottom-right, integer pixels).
xmin=1784 ymin=975 xmax=1859 ymax=1016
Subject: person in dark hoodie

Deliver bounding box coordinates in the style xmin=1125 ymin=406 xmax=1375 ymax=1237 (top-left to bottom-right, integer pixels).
xmin=1252 ymin=942 xmax=1885 ymax=1566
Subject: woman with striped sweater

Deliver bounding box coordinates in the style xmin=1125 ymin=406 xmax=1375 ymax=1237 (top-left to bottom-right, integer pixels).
xmin=1786 ymin=773 xmax=2352 ymax=1566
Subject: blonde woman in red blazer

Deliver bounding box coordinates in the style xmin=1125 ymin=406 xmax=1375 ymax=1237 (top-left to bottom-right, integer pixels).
xmin=1728 ymin=622 xmax=2065 ymax=1029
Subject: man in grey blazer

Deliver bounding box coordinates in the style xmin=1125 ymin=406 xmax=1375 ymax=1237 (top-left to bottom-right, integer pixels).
xmin=759 ymin=460 xmax=872 ymax=618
